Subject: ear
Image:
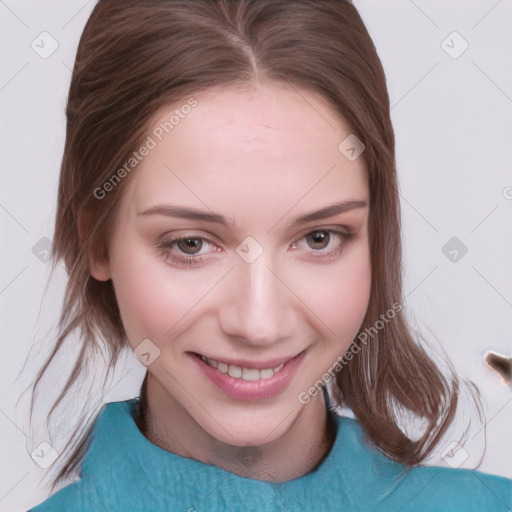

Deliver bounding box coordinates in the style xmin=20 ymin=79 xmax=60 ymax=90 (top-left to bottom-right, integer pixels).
xmin=88 ymin=252 xmax=111 ymax=282
xmin=78 ymin=212 xmax=111 ymax=282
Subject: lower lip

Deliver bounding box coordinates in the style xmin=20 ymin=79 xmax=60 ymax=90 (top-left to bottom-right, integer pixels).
xmin=189 ymin=350 xmax=306 ymax=401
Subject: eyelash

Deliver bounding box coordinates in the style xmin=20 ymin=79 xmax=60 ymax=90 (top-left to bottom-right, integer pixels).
xmin=155 ymin=228 xmax=356 ymax=268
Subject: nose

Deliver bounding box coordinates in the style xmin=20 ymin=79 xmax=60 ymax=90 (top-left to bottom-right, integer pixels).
xmin=217 ymin=250 xmax=295 ymax=347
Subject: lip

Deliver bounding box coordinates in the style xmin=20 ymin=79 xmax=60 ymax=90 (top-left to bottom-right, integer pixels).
xmin=189 ymin=349 xmax=307 ymax=401
xmin=189 ymin=351 xmax=304 ymax=370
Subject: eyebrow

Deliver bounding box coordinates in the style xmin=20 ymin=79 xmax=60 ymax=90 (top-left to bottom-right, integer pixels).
xmin=289 ymin=200 xmax=367 ymax=226
xmin=137 ymin=200 xmax=367 ymax=229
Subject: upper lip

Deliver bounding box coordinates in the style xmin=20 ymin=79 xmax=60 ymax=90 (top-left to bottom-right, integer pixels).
xmin=191 ymin=350 xmax=305 ymax=370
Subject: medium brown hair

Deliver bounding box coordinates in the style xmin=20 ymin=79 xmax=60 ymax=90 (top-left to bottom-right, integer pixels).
xmin=29 ymin=0 xmax=462 ymax=491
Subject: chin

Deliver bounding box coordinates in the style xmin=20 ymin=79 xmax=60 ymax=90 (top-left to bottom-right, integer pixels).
xmin=197 ymin=406 xmax=298 ymax=448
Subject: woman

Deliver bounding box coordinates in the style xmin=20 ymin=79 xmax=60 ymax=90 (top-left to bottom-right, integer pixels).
xmin=27 ymin=0 xmax=511 ymax=510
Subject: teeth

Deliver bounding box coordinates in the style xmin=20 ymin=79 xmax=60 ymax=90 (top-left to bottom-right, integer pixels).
xmin=200 ymin=355 xmax=285 ymax=381
xmin=242 ymin=368 xmax=260 ymax=381
xmin=228 ymin=365 xmax=242 ymax=378
xmin=259 ymin=368 xmax=274 ymax=379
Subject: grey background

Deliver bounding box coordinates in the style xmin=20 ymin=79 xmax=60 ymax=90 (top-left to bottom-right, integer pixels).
xmin=1 ymin=1 xmax=511 ymax=510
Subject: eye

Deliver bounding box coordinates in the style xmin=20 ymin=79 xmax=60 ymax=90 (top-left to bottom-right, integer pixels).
xmin=155 ymin=227 xmax=357 ymax=269
xmin=175 ymin=237 xmax=204 ymax=255
xmin=155 ymin=235 xmax=219 ymax=267
xmin=290 ymin=228 xmax=355 ymax=262
xmin=305 ymin=230 xmax=331 ymax=250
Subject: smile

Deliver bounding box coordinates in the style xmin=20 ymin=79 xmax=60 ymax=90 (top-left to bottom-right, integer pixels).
xmin=190 ymin=350 xmax=307 ymax=401
xmin=198 ymin=354 xmax=285 ymax=381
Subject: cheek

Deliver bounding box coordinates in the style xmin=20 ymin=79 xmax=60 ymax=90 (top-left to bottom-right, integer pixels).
xmin=109 ymin=240 xmax=207 ymax=345
xmin=289 ymin=243 xmax=371 ymax=341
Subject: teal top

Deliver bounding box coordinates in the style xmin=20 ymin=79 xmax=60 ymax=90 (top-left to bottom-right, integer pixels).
xmin=29 ymin=398 xmax=511 ymax=511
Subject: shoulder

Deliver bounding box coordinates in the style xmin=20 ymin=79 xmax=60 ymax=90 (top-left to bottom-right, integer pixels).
xmin=336 ymin=415 xmax=511 ymax=511
xmin=27 ymin=481 xmax=85 ymax=512
xmin=27 ymin=400 xmax=132 ymax=512
xmin=395 ymin=465 xmax=511 ymax=511
xmin=27 ymin=399 xmax=186 ymax=511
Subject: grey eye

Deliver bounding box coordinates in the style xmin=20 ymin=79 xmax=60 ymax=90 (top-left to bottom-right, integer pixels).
xmin=305 ymin=231 xmax=330 ymax=250
xmin=176 ymin=238 xmax=203 ymax=254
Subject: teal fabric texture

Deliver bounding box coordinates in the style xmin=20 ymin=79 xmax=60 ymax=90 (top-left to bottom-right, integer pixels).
xmin=28 ymin=398 xmax=511 ymax=511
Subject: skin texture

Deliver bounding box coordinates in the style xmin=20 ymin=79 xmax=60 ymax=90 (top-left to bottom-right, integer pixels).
xmin=89 ymin=83 xmax=372 ymax=481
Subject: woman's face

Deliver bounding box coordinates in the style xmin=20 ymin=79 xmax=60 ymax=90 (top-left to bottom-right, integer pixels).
xmin=91 ymin=83 xmax=371 ymax=447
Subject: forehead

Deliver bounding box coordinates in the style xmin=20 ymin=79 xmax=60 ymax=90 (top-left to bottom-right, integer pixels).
xmin=120 ymin=84 xmax=368 ymax=228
